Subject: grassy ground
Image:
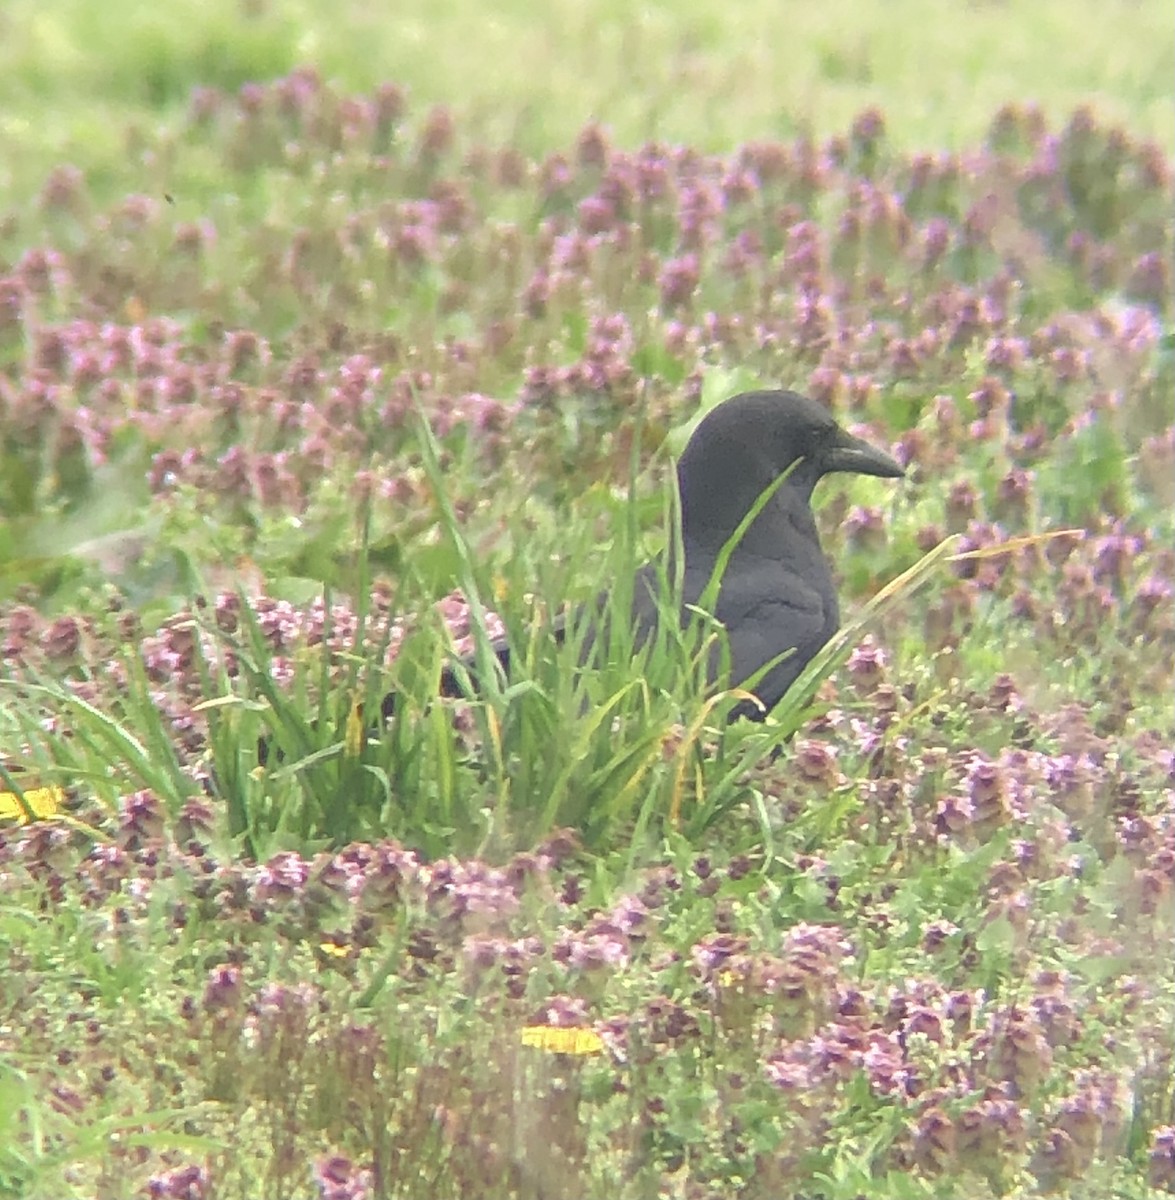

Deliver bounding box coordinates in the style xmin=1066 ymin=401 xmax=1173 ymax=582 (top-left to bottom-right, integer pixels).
xmin=2 ymin=0 xmax=1172 ymax=200
xmin=1 ymin=3 xmax=1173 ymax=1198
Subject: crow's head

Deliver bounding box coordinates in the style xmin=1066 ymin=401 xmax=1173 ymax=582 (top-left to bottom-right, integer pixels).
xmin=677 ymin=389 xmax=904 ymax=544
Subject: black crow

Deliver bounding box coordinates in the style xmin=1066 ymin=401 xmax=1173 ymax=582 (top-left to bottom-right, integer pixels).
xmin=423 ymin=388 xmax=903 ymax=719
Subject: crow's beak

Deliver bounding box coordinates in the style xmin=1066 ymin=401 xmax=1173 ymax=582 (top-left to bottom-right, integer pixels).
xmin=823 ymin=429 xmax=905 ymax=479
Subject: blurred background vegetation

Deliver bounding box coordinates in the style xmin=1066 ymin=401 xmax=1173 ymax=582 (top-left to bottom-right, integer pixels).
xmin=2 ymin=0 xmax=1171 ymax=206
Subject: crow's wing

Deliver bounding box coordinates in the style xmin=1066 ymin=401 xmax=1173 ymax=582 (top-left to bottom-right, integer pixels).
xmin=397 ymin=543 xmax=836 ymax=717
xmin=681 ymin=550 xmax=838 ymax=712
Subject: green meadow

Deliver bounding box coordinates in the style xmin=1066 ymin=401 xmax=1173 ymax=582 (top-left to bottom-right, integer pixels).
xmin=0 ymin=2 xmax=1172 ymax=1197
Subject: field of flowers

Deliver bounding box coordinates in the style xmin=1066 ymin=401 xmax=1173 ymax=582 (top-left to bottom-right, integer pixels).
xmin=0 ymin=6 xmax=1172 ymax=1198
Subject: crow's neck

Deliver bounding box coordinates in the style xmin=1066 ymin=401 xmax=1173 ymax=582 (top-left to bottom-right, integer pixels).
xmin=678 ymin=461 xmax=823 ymax=554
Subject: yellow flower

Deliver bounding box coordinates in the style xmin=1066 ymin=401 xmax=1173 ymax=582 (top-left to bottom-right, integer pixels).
xmin=520 ymin=1026 xmax=604 ymax=1056
xmin=0 ymin=784 xmax=65 ymax=824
